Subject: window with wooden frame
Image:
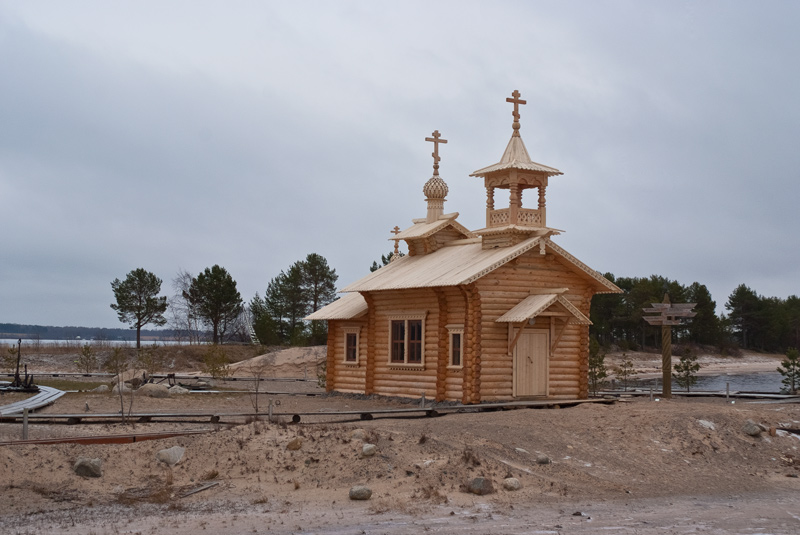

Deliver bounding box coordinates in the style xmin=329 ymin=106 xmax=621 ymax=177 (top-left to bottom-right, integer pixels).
xmin=447 ymin=324 xmax=464 ymax=368
xmin=342 ymin=327 xmax=360 ymax=364
xmin=388 ymin=313 xmax=426 ymax=367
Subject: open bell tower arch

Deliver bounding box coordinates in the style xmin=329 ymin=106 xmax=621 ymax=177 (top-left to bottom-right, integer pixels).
xmin=471 ymin=90 xmax=564 ymax=249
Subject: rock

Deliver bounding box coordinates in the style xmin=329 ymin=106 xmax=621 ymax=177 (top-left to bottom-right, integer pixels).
xmin=361 ymin=444 xmax=378 ymax=457
xmin=74 ymin=457 xmax=103 ymax=478
xmin=468 ymin=477 xmax=494 ymax=496
xmin=536 ymin=454 xmax=551 ymax=465
xmin=168 ymin=385 xmax=189 ymax=395
xmin=286 ymin=437 xmax=303 ymax=451
xmin=111 ymin=382 xmax=132 ymax=395
xmin=111 ymin=369 xmax=148 ymax=386
xmin=138 ymin=383 xmax=169 ymax=398
xmin=743 ymin=419 xmax=762 ymax=437
xmin=349 ymin=485 xmax=372 ymax=500
xmin=502 ymin=477 xmax=521 ymax=491
xmin=92 ymin=384 xmax=109 ymax=393
xmin=350 ymin=428 xmax=368 ymax=441
xmin=156 ymin=446 xmax=186 ymax=467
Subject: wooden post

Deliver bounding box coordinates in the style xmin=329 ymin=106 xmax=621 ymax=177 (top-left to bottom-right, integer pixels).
xmin=642 ymin=294 xmax=696 ymax=400
xmin=661 ymin=322 xmax=672 ymax=398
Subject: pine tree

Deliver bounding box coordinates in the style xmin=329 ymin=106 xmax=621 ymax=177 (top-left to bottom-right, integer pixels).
xmin=588 ymin=337 xmax=608 ymax=396
xmin=110 ymin=268 xmax=168 ymax=349
xmin=253 ymin=254 xmax=338 ymax=346
xmin=778 ymin=347 xmax=800 ymax=394
xmin=614 ymin=354 xmax=637 ymax=391
xmin=673 ymin=349 xmax=701 ymax=392
xmin=188 ymin=265 xmax=243 ymax=344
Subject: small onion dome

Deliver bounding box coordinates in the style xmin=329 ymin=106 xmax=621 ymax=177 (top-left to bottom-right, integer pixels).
xmin=423 ymin=175 xmax=448 ymax=200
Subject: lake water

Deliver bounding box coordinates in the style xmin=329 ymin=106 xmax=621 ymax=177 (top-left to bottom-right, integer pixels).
xmin=633 ymin=372 xmax=785 ymax=393
xmin=2 ymin=339 xmax=188 ymax=348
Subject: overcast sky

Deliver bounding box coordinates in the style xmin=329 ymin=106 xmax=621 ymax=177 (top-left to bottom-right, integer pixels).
xmin=1 ymin=1 xmax=798 ymax=330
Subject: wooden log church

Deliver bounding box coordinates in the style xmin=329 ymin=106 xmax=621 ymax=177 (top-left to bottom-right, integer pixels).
xmin=307 ymin=91 xmax=621 ymax=403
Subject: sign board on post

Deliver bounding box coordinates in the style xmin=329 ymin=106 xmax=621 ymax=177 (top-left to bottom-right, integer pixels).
xmin=642 ymin=294 xmax=696 ymax=398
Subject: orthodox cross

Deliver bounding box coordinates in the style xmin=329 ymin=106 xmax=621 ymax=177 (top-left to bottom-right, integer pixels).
xmin=425 ymin=130 xmax=447 ymax=175
xmin=390 ymin=225 xmax=401 ymax=260
xmin=506 ymin=89 xmax=526 ymax=134
xmin=642 ymin=294 xmax=696 ymax=398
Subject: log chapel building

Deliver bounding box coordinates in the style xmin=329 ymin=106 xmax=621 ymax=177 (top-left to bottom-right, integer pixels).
xmin=307 ymin=91 xmax=621 ymax=403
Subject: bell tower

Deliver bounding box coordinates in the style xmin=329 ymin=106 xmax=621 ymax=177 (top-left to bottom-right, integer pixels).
xmin=470 ymin=90 xmax=563 ymax=248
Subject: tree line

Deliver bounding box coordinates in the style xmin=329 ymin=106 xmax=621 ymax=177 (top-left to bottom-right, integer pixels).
xmin=111 ymin=265 xmax=245 ymax=348
xmin=591 ymin=274 xmax=800 ymax=354
xmin=106 ymin=263 xmax=799 ymax=354
xmin=110 ymin=253 xmax=339 ymax=349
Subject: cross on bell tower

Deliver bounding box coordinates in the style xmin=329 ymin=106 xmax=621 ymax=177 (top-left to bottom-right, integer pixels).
xmin=506 ymin=89 xmax=526 ymax=137
xmin=470 ymin=90 xmax=564 ymax=248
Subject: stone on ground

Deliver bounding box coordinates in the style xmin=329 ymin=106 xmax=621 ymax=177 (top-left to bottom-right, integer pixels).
xmin=468 ymin=477 xmax=494 ymax=495
xmin=111 ymin=383 xmax=132 ymax=395
xmin=350 ymin=428 xmax=368 ymax=441
xmin=156 ymin=446 xmax=186 ymax=466
xmin=349 ymin=485 xmax=372 ymax=500
xmin=361 ymin=444 xmax=378 ymax=457
xmin=138 ymin=383 xmax=169 ymax=398
xmin=74 ymin=457 xmax=103 ymax=478
xmin=286 ymin=437 xmax=303 ymax=451
xmin=502 ymin=477 xmax=521 ymax=491
xmin=742 ymin=419 xmax=762 ymax=437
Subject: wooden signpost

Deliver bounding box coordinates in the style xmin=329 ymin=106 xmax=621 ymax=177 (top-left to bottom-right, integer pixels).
xmin=642 ymin=294 xmax=696 ymax=398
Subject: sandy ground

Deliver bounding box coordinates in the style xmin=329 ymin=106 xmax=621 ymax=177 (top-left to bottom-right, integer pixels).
xmin=1 ymin=347 xmax=800 ymax=534
xmin=604 ymin=349 xmax=786 ymax=380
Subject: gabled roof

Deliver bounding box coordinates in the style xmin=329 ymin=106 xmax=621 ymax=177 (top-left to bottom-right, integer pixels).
xmin=340 ymin=236 xmax=620 ymax=294
xmin=545 ymin=240 xmax=621 ymax=294
xmin=497 ymin=294 xmax=592 ymax=325
xmin=305 ymin=292 xmax=367 ymax=321
xmin=392 ymin=212 xmax=475 ymax=241
xmin=342 ymin=236 xmax=544 ymax=292
xmin=470 ymin=134 xmax=562 ymax=177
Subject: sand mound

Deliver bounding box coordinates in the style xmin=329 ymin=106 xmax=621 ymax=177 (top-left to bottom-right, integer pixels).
xmin=228 ymin=345 xmax=326 ymax=379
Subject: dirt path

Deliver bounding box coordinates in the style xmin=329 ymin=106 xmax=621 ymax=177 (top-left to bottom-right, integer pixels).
xmin=2 ymin=347 xmax=799 ymax=533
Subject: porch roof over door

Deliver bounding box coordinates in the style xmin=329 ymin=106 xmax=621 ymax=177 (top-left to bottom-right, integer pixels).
xmin=496 ymin=294 xmax=592 ymax=325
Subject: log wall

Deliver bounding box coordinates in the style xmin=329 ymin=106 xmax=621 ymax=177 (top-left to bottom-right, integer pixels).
xmin=325 ymin=247 xmax=600 ymax=402
xmin=327 ymin=319 xmax=367 ymax=393
xmin=475 ymin=250 xmax=595 ymax=401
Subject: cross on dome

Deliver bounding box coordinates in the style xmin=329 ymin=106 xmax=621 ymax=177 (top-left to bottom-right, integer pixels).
xmin=506 ymin=90 xmax=526 ymax=135
xmin=425 ymin=130 xmax=448 ymax=175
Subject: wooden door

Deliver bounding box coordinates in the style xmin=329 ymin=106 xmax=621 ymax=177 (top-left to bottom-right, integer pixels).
xmin=514 ymin=329 xmax=549 ymax=397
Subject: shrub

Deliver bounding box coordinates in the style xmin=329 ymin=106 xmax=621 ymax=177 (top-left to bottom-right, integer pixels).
xmin=778 ymin=348 xmax=800 ymax=394
xmin=614 ymin=354 xmax=637 ymax=391
xmin=673 ymin=348 xmax=701 ymax=392
xmin=202 ymin=345 xmax=232 ymax=379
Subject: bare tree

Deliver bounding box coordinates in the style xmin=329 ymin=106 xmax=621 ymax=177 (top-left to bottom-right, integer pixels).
xmin=169 ymin=269 xmax=202 ymax=344
xmin=244 ymin=353 xmax=275 ymax=413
